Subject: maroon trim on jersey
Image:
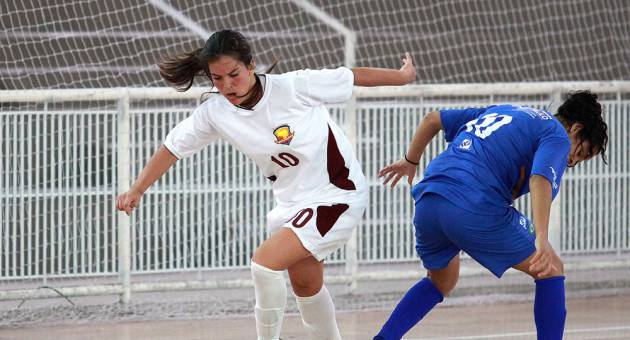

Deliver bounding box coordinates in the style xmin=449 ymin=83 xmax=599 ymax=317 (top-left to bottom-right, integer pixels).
xmin=316 ymin=204 xmax=349 ymax=237
xmin=327 ymin=125 xmax=356 ymax=190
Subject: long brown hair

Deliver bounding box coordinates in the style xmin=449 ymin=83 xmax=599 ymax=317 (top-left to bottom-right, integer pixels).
xmin=158 ymin=30 xmax=254 ymax=92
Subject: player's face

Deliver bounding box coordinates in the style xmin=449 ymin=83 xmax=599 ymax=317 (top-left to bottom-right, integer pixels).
xmin=208 ymin=56 xmax=256 ymax=105
xmin=567 ymin=123 xmax=597 ymax=168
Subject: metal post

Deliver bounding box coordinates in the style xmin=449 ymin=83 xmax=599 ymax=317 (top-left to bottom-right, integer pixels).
xmin=117 ymin=91 xmax=132 ymax=305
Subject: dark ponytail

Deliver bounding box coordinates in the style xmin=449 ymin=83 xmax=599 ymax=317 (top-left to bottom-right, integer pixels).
xmin=555 ymin=90 xmax=609 ymax=163
xmin=158 ymin=48 xmax=205 ymax=92
xmin=158 ymin=30 xmax=254 ymax=92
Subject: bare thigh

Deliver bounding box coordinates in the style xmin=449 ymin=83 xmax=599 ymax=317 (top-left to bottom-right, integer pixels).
xmin=251 ymin=227 xmax=313 ymax=271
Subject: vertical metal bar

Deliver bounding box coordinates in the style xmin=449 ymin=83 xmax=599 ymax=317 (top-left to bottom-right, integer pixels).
xmin=180 ymin=121 xmax=187 ymax=269
xmin=218 ymin=143 xmax=224 ymax=268
xmin=0 ymin=113 xmax=3 ymax=278
xmin=79 ymin=113 xmax=86 ymax=273
xmin=34 ymin=111 xmax=41 ymax=277
xmin=238 ymin=154 xmax=245 ymax=267
xmin=64 ymin=113 xmax=71 ymax=274
xmin=378 ymin=107 xmax=385 ymax=262
xmin=153 ymin=112 xmax=160 ymax=271
xmin=0 ymin=113 xmax=5 ymax=278
xmin=243 ymin=154 xmax=250 ymax=269
xmin=131 ymin=108 xmax=140 ymax=272
xmin=587 ymin=143 xmax=595 ymax=251
xmin=72 ymin=113 xmax=79 ymax=273
xmin=624 ymin=100 xmax=629 ymax=252
xmin=369 ymin=107 xmax=377 ymax=262
xmin=203 ymin=138 xmax=209 ymax=269
xmin=104 ymin=113 xmax=111 ymax=273
xmin=168 ymin=112 xmax=175 ymax=270
xmin=12 ymin=113 xmax=18 ymax=277
xmin=606 ymin=92 xmax=623 ymax=255
xmin=162 ymin=113 xmax=168 ymax=271
xmin=210 ymin=142 xmax=217 ymax=268
xmin=21 ymin=113 xmax=28 ymax=277
xmin=25 ymin=113 xmax=33 ymax=277
xmin=117 ymin=92 xmax=132 ymax=304
xmin=197 ymin=145 xmax=204 ymax=272
xmin=87 ymin=112 xmax=93 ymax=273
xmin=355 ymin=105 xmax=372 ymax=264
xmin=175 ymin=112 xmax=182 ymax=269
xmin=55 ymin=114 xmax=62 ymax=275
xmin=95 ymin=111 xmax=101 ymax=273
xmin=230 ymin=146 xmax=237 ymax=267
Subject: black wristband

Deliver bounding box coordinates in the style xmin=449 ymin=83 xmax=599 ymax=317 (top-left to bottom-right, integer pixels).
xmin=404 ymin=154 xmax=419 ymax=165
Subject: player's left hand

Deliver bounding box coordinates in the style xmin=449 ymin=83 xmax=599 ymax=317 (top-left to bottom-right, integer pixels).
xmin=529 ymin=238 xmax=557 ymax=278
xmin=378 ymin=158 xmax=417 ymax=188
xmin=399 ymin=52 xmax=416 ymax=84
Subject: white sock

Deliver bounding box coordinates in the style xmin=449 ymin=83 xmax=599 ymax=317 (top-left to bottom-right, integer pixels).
xmin=295 ymin=285 xmax=342 ymax=340
xmin=251 ymin=261 xmax=287 ymax=340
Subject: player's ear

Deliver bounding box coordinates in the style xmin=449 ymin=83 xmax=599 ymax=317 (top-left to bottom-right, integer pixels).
xmin=248 ymin=58 xmax=256 ymax=72
xmin=569 ymin=122 xmax=583 ymax=136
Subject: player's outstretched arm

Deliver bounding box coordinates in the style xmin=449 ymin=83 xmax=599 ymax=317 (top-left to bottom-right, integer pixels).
xmin=352 ymin=52 xmax=416 ymax=87
xmin=378 ymin=110 xmax=442 ymax=188
xmin=116 ymin=145 xmax=178 ymax=215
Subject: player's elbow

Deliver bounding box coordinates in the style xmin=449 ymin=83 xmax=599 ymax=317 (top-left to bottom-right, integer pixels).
xmin=529 ymin=175 xmax=552 ymax=191
xmin=423 ymin=110 xmax=442 ymax=131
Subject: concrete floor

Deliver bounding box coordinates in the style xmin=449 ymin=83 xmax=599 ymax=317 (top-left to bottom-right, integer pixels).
xmin=1 ymin=295 xmax=629 ymax=340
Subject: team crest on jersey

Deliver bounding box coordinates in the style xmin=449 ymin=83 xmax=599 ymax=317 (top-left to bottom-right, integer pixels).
xmin=459 ymin=138 xmax=472 ymax=150
xmin=273 ymin=124 xmax=295 ymax=145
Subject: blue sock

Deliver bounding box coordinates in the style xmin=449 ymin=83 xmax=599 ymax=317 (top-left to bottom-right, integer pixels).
xmin=374 ymin=277 xmax=444 ymax=340
xmin=534 ymin=276 xmax=566 ymax=340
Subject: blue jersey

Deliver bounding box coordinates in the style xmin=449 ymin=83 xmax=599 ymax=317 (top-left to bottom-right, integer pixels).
xmin=412 ymin=105 xmax=570 ymax=215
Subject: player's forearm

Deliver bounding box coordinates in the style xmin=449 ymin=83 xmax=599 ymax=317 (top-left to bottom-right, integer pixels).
xmin=351 ymin=67 xmax=410 ymax=87
xmin=130 ymin=145 xmax=178 ymax=195
xmin=405 ymin=111 xmax=442 ymax=163
xmin=529 ymin=174 xmax=553 ymax=241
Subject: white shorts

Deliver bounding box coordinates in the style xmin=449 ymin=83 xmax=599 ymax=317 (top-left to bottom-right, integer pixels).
xmin=266 ymin=191 xmax=368 ymax=261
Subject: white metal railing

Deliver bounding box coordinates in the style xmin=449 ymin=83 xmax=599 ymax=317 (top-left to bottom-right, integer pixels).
xmin=1 ymin=82 xmax=629 ymax=302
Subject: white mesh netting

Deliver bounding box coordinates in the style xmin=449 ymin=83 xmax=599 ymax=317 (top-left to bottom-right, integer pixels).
xmin=1 ymin=0 xmax=629 ymax=89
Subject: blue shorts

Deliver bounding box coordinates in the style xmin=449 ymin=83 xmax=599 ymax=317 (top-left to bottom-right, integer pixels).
xmin=414 ymin=193 xmax=536 ymax=278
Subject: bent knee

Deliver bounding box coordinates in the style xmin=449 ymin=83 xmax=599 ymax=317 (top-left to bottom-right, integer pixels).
xmin=290 ymin=278 xmax=322 ymax=297
xmin=556 ymin=258 xmax=565 ymax=275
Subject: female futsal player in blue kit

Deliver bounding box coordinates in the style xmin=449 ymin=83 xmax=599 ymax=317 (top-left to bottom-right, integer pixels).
xmin=374 ymin=91 xmax=608 ymax=340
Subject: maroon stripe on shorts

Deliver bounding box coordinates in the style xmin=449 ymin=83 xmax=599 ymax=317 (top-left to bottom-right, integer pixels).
xmin=327 ymin=125 xmax=356 ymax=190
xmin=316 ymin=204 xmax=350 ymax=237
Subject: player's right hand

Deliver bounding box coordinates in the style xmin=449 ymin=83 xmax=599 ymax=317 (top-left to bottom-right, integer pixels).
xmin=529 ymin=238 xmax=557 ymax=278
xmin=116 ymin=188 xmax=143 ymax=216
xmin=378 ymin=158 xmax=417 ymax=188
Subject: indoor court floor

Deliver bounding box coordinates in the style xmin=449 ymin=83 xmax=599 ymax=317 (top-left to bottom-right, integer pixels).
xmin=1 ymin=295 xmax=629 ymax=340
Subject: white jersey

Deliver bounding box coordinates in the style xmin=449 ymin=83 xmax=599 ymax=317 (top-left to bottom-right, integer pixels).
xmin=164 ymin=67 xmax=367 ymax=207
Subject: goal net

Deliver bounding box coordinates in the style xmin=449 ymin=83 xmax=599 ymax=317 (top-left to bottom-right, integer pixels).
xmin=1 ymin=0 xmax=629 ymax=90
